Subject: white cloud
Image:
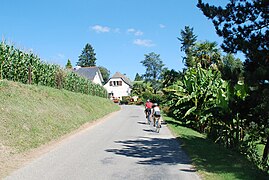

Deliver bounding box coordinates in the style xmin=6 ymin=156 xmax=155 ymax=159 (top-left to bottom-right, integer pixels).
xmin=91 ymin=25 xmax=110 ymax=33
xmin=127 ymin=28 xmax=143 ymax=36
xmin=133 ymin=39 xmax=155 ymax=47
xmin=134 ymin=30 xmax=143 ymax=36
xmin=127 ymin=28 xmax=135 ymax=33
xmin=159 ymin=24 xmax=166 ymax=28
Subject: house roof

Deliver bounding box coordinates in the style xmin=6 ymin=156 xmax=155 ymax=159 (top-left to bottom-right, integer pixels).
xmin=74 ymin=67 xmax=103 ymax=82
xmin=111 ymin=72 xmax=132 ymax=87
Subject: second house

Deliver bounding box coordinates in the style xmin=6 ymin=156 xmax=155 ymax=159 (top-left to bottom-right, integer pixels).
xmin=103 ymin=72 xmax=132 ymax=100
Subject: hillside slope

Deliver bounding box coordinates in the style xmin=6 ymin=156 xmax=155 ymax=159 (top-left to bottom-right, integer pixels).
xmin=0 ymin=80 xmax=120 ymax=176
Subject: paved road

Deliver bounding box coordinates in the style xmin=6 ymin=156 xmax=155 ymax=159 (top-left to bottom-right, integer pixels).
xmin=5 ymin=105 xmax=201 ymax=180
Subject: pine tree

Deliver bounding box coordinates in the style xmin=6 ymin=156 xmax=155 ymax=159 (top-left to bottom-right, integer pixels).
xmin=178 ymin=26 xmax=197 ymax=68
xmin=65 ymin=59 xmax=72 ymax=69
xmin=77 ymin=43 xmax=97 ymax=67
xmin=134 ymin=73 xmax=143 ymax=81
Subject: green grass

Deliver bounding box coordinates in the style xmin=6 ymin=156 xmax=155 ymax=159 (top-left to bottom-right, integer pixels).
xmin=0 ymin=80 xmax=120 ymax=153
xmin=164 ymin=115 xmax=269 ymax=180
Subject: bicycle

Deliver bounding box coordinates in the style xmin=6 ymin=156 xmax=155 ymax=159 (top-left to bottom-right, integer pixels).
xmin=154 ymin=115 xmax=161 ymax=133
xmin=145 ymin=108 xmax=151 ymax=125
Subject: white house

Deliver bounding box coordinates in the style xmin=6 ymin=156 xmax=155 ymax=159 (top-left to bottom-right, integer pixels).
xmin=73 ymin=66 xmax=104 ymax=85
xmin=104 ymin=72 xmax=132 ymax=100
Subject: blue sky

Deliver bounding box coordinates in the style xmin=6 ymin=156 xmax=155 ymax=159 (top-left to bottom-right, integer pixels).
xmin=1 ymin=0 xmax=234 ymax=80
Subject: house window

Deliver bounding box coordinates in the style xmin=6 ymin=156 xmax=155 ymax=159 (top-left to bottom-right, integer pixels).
xmin=109 ymin=81 xmax=122 ymax=86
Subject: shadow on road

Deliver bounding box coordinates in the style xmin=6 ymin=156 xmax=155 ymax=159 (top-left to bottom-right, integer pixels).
xmin=106 ymin=137 xmax=191 ymax=166
xmin=137 ymin=121 xmax=147 ymax=125
xmin=142 ymin=129 xmax=155 ymax=133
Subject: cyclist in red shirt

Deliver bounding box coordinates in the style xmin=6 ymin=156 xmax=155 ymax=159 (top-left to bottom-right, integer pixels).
xmin=144 ymin=99 xmax=153 ymax=124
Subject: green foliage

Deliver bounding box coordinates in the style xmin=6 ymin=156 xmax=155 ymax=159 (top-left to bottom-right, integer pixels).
xmin=177 ymin=27 xmax=222 ymax=70
xmin=0 ymin=41 xmax=107 ymax=98
xmin=190 ymin=41 xmax=222 ymax=69
xmin=131 ymin=81 xmax=153 ymax=97
xmin=134 ymin=73 xmax=143 ymax=81
xmin=165 ymin=115 xmax=269 ymax=180
xmin=198 ymin=0 xmax=269 ymax=171
xmin=77 ymin=43 xmax=97 ymax=67
xmin=164 ymin=65 xmax=228 ymax=131
xmin=178 ymin=26 xmax=197 ymax=67
xmin=55 ymin=69 xmax=66 ymax=89
xmin=220 ymin=53 xmax=244 ymax=84
xmin=164 ymin=63 xmax=268 ymax=171
xmin=135 ymin=98 xmax=144 ymax=105
xmin=65 ymin=59 xmax=72 ymax=69
xmin=140 ymin=52 xmax=165 ymax=93
xmin=98 ymin=66 xmax=110 ymax=84
xmin=197 ymin=0 xmax=269 ymax=84
xmin=131 ymin=80 xmax=164 ymax=106
xmin=142 ymin=92 xmax=162 ymax=104
xmin=120 ymin=96 xmax=130 ymax=105
xmin=178 ymin=26 xmax=197 ymax=53
xmin=161 ymin=69 xmax=183 ymax=88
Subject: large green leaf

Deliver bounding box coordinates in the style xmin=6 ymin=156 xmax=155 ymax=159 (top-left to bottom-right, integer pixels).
xmin=184 ymin=106 xmax=197 ymax=117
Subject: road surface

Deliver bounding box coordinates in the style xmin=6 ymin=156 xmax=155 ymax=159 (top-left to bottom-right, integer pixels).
xmin=5 ymin=105 xmax=201 ymax=180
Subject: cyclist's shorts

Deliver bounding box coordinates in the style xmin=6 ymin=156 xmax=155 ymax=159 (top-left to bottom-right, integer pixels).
xmin=145 ymin=108 xmax=151 ymax=113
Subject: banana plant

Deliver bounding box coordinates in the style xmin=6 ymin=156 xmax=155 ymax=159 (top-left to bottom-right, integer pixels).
xmin=164 ymin=64 xmax=229 ymax=132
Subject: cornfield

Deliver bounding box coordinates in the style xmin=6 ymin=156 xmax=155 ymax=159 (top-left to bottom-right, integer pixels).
xmin=0 ymin=41 xmax=108 ymax=98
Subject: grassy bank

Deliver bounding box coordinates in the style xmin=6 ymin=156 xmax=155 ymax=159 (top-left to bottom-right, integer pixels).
xmin=164 ymin=115 xmax=269 ymax=180
xmin=0 ymin=80 xmax=120 ymax=154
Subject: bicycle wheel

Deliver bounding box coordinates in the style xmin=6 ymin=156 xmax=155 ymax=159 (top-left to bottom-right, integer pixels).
xmin=156 ymin=118 xmax=160 ymax=133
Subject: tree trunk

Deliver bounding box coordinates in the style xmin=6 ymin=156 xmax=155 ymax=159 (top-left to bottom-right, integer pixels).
xmin=262 ymin=136 xmax=269 ymax=164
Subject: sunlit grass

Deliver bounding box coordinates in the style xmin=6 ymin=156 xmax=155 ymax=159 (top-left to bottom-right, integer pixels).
xmin=164 ymin=115 xmax=269 ymax=180
xmin=0 ymin=80 xmax=120 ymax=153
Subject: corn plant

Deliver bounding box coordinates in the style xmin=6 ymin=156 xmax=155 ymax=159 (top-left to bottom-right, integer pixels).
xmin=0 ymin=41 xmax=108 ymax=98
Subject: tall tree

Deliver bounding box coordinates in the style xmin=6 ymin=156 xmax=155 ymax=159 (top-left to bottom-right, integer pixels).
xmin=140 ymin=52 xmax=165 ymax=94
xmin=98 ymin=66 xmax=110 ymax=84
xmin=65 ymin=59 xmax=72 ymax=69
xmin=198 ymin=0 xmax=269 ymax=166
xmin=77 ymin=43 xmax=97 ymax=67
xmin=178 ymin=26 xmax=197 ymax=67
xmin=197 ymin=0 xmax=269 ymax=85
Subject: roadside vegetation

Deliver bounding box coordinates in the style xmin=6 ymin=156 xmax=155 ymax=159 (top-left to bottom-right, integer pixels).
xmin=164 ymin=115 xmax=268 ymax=180
xmin=0 ymin=42 xmax=107 ymax=98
